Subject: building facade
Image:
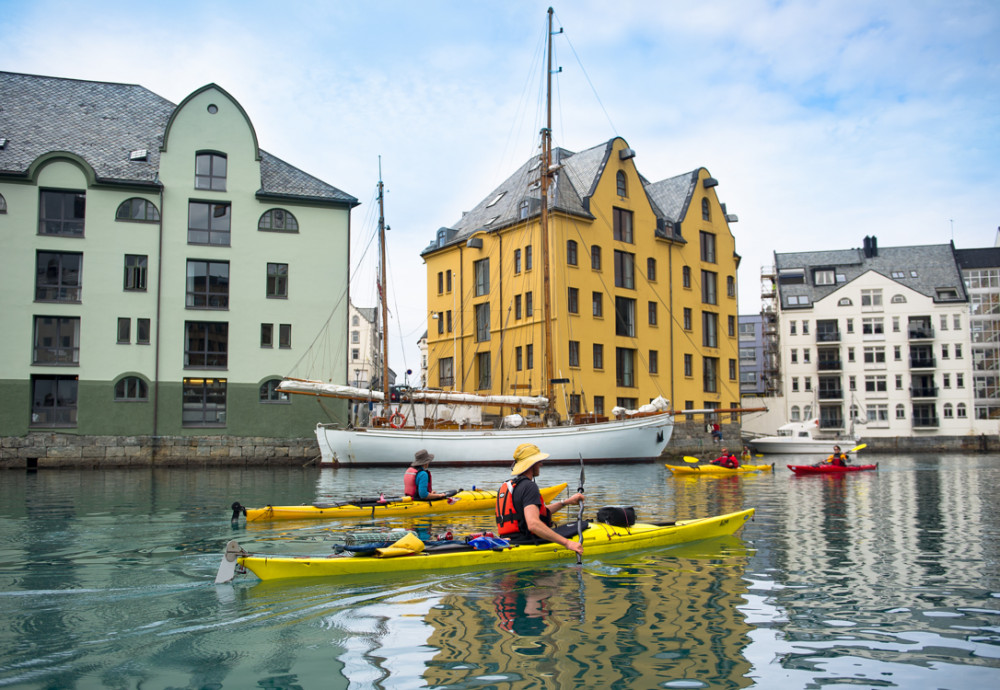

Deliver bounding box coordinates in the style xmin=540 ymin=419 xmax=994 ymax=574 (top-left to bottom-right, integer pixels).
xmin=737 ymin=314 xmax=768 ymax=396
xmin=0 ymin=72 xmax=357 ymax=444
xmin=954 ymin=246 xmax=1000 ymax=421
xmin=421 ymin=136 xmax=741 ymax=421
xmin=774 ymin=237 xmax=991 ymax=438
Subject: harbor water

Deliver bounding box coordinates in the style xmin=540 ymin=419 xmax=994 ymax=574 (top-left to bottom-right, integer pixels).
xmin=1 ymin=454 xmax=998 ymax=689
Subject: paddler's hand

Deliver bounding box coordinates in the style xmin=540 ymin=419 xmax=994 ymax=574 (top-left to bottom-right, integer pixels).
xmin=564 ymin=539 xmax=583 ymax=555
xmin=563 ymin=493 xmax=584 ymax=506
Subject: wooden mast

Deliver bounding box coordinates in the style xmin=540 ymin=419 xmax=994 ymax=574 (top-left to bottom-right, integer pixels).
xmin=540 ymin=6 xmax=557 ymax=418
xmin=378 ymin=160 xmax=390 ymax=406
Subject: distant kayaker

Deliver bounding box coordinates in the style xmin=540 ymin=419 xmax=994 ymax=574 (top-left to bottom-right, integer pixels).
xmin=710 ymin=448 xmax=739 ymax=469
xmin=404 ymin=450 xmax=449 ymax=501
xmin=826 ymin=445 xmax=850 ymax=467
xmin=741 ymin=446 xmax=752 ymax=462
xmin=495 ymin=443 xmax=585 ymax=555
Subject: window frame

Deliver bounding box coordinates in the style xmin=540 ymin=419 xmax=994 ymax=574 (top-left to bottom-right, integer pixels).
xmin=187 ymin=200 xmax=232 ymax=246
xmin=35 ymin=250 xmax=83 ymax=302
xmin=39 ymin=189 xmax=86 ymax=237
xmin=266 ymin=262 xmax=289 ymax=299
xmin=195 ymin=152 xmax=228 ymax=191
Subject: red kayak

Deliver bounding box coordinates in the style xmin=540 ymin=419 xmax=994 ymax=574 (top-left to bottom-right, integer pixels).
xmin=788 ymin=463 xmax=877 ymax=474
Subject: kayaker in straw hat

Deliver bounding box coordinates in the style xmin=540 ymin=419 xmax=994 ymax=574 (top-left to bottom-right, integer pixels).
xmin=495 ymin=443 xmax=585 ymax=554
xmin=404 ymin=450 xmax=449 ymax=501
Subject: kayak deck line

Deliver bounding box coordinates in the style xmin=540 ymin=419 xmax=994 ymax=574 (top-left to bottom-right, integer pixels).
xmin=236 ymin=483 xmax=568 ymax=521
xmin=215 ymin=508 xmax=756 ymax=583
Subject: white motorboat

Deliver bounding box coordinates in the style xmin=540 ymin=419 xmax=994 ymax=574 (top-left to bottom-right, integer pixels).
xmin=748 ymin=419 xmax=859 ymax=455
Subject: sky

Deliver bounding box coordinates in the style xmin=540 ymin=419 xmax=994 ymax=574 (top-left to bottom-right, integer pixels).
xmin=5 ymin=0 xmax=999 ymax=382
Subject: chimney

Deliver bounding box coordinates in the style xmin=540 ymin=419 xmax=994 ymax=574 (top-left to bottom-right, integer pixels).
xmin=863 ymin=236 xmax=871 ymax=258
xmin=871 ymin=235 xmax=878 ymax=257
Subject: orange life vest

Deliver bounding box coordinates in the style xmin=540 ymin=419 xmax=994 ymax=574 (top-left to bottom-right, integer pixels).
xmin=403 ymin=467 xmax=432 ymax=498
xmin=496 ymin=477 xmax=550 ymax=537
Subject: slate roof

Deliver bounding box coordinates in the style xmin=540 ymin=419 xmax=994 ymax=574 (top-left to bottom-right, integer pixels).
xmin=954 ymin=247 xmax=1000 ymax=270
xmin=422 ymin=138 xmax=694 ymax=255
xmin=0 ymin=71 xmax=356 ymax=205
xmin=774 ymin=240 xmax=967 ymax=308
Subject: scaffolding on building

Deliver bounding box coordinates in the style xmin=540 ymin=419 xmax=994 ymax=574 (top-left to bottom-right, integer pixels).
xmin=760 ymin=265 xmax=781 ymax=394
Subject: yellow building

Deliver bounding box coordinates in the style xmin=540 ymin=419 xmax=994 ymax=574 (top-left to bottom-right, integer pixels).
xmin=422 ymin=137 xmax=740 ymax=421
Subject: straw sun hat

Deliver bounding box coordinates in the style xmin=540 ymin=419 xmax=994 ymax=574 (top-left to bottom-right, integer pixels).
xmin=510 ymin=443 xmax=549 ymax=476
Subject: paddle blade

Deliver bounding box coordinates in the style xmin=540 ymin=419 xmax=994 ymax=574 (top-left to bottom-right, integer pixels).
xmin=683 ymin=456 xmax=700 ymax=464
xmin=849 ymin=443 xmax=867 ymax=453
xmin=215 ymin=540 xmax=243 ymax=584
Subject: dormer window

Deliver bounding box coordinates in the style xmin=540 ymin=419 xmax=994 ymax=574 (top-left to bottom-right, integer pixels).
xmin=486 ymin=192 xmax=505 ymax=208
xmin=195 ymin=152 xmax=227 ymax=191
xmin=814 ymin=269 xmax=835 ymax=286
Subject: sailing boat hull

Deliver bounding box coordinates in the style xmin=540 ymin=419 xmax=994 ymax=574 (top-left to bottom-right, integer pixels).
xmin=315 ymin=414 xmax=674 ymax=466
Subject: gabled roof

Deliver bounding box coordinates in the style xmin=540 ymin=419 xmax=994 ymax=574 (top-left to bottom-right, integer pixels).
xmin=0 ymin=71 xmax=356 ymax=205
xmin=775 ymin=241 xmax=966 ymax=308
xmin=422 ymin=138 xmax=695 ymax=255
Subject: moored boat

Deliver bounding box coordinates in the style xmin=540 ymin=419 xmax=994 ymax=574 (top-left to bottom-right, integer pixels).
xmin=235 ymin=483 xmax=568 ymax=521
xmin=666 ymin=463 xmax=773 ymax=476
xmin=788 ymin=463 xmax=877 ymax=474
xmin=748 ymin=419 xmax=859 ymax=455
xmin=216 ymin=508 xmax=755 ymax=582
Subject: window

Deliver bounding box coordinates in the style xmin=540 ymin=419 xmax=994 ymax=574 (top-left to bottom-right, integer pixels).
xmin=30 ymin=374 xmax=78 ymax=426
xmin=954 ymin=314 xmax=962 ymax=330
xmin=647 ymin=258 xmax=656 ymax=282
xmin=727 ymin=275 xmax=735 ymax=297
xmin=740 ymin=347 xmax=756 ymax=361
xmin=790 ymin=405 xmax=801 ymax=422
xmin=861 ymin=288 xmax=883 ymax=309
xmin=515 ymin=294 xmax=522 ymax=320
xmin=184 ymin=321 xmax=228 ymax=368
xmin=446 ymin=270 xmax=452 ymax=292
xmin=594 ymin=396 xmax=605 ymax=415
xmin=701 ymin=270 xmax=717 ymax=304
xmin=702 ymin=197 xmax=710 ymax=221
xmin=117 ymin=317 xmax=131 ymax=344
xmin=474 ymin=258 xmax=490 ymax=296
xmin=568 ymin=287 xmax=579 ymax=314
xmin=195 ymin=152 xmax=227 ymax=190
xmin=258 ymin=208 xmax=299 ymax=232
xmin=279 ymin=324 xmax=291 ymax=349
xmin=863 ymin=346 xmax=886 ymax=365
xmin=515 ymin=346 xmax=523 ymax=371
xmin=739 ymin=322 xmax=756 ymax=337
xmin=475 ymin=303 xmax=490 ymax=342
xmin=592 ymin=292 xmax=603 ymax=318
xmin=650 ymin=350 xmax=660 ymax=375
xmin=894 ymin=345 xmax=902 ymax=361
xmin=957 ymin=373 xmax=965 ymax=388
xmin=261 ymin=323 xmax=273 ymax=348
xmin=791 ymin=349 xmax=798 ymax=364
xmin=804 ymin=377 xmax=812 ymax=391
xmin=447 ymin=310 xmax=452 ymax=333
xmin=940 ymin=314 xmax=949 ymax=331
xmin=525 ymin=291 xmax=533 ymax=317
xmin=699 ymin=232 xmax=716 ymax=263
xmin=514 ymin=249 xmax=522 ymax=274
xmin=846 ymin=318 xmax=854 ymax=334
xmin=616 ymin=347 xmax=636 ymax=387
xmin=892 ymin=316 xmax=900 ymax=332
xmin=814 ymin=269 xmax=835 ymax=285
xmin=39 ymin=190 xmax=86 ymax=236
xmin=729 ymin=358 xmax=736 ymax=380
xmin=526 ymin=344 xmax=534 ymax=370
xmin=137 ymin=318 xmax=150 ymax=345
xmin=593 ymin=343 xmax=604 ymax=369
xmin=613 ymin=208 xmax=633 ymax=243
xmin=790 ymin=321 xmax=797 ymax=335
xmin=867 ymin=404 xmax=889 ymax=425
xmin=957 ymin=403 xmax=967 ymax=418
xmin=865 ymin=375 xmax=888 ymax=393
xmin=186 ymin=260 xmax=229 ymax=308
xmin=648 ymin=301 xmax=657 ymax=326
xmin=35 ymin=251 xmax=82 ymax=301
xmin=352 ymin=348 xmax=359 ymax=360
xmin=115 ymin=376 xmax=148 ymax=401
xmin=436 ymin=272 xmax=443 ymax=294
xmin=266 ymin=263 xmax=288 ymax=298
xmin=891 ymin=294 xmax=907 ymax=304
xmin=615 ymin=297 xmax=636 ymax=337
xmin=896 ymin=404 xmax=906 ymax=419
xmin=943 ymin=403 xmax=954 ymax=419
xmin=182 ymin=377 xmax=226 ymax=426
xmin=569 ymin=341 xmax=580 ymax=367
xmin=124 ymin=254 xmax=148 ymax=292
xmin=682 ymin=266 xmax=691 ymax=288
xmin=0 ymin=192 xmax=6 ymax=213
xmin=941 ymin=344 xmax=949 ymax=359
xmin=33 ymin=316 xmax=80 ymax=364
xmin=740 ymin=371 xmax=757 ymax=385
xmin=616 ymin=170 xmax=627 ymax=197
xmin=684 ymin=354 xmax=693 ymax=377
xmin=848 ymin=347 xmax=855 ymax=362
xmin=476 ymin=351 xmax=491 ymax=389
xmin=116 ymin=198 xmax=160 ymax=222
xmin=614 ymin=250 xmax=635 ymax=289
xmin=260 ymin=379 xmax=290 ymax=403
xmin=703 ymin=312 xmax=718 ymax=348
xmin=728 ymin=315 xmax=736 ymax=337
xmin=943 ymin=373 xmax=951 ymax=388
xmin=792 ymin=377 xmax=799 ymax=392
xmin=525 ymin=245 xmax=533 ymax=270
xmin=567 ymin=240 xmax=578 ymax=266
xmin=862 ymin=317 xmax=884 ymax=336
xmin=683 ymin=308 xmax=692 ymax=330
xmin=703 ymin=357 xmax=719 ymax=392
xmin=188 ymin=201 xmax=231 ymax=245
xmin=438 ymin=357 xmax=454 ymax=387
xmin=591 ymin=245 xmax=602 ymax=270
xmin=802 ymin=320 xmax=810 ymax=335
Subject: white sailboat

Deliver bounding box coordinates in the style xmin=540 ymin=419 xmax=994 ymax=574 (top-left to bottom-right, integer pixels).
xmin=280 ymin=9 xmax=674 ymax=466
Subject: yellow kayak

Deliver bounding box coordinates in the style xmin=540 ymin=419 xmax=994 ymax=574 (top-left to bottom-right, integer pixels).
xmin=217 ymin=508 xmax=755 ymax=582
xmin=238 ymin=483 xmax=568 ymax=521
xmin=665 ymin=463 xmax=773 ymax=476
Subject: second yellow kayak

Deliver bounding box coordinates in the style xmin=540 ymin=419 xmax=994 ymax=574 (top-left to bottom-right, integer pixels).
xmin=665 ymin=463 xmax=773 ymax=476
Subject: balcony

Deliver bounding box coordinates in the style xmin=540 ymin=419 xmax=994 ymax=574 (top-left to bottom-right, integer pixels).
xmin=908 ymin=326 xmax=934 ymax=340
xmin=910 ymin=386 xmax=939 ymax=398
xmin=816 ymin=331 xmax=841 ymax=343
xmin=818 ymin=389 xmax=844 ymax=400
xmin=912 ymin=416 xmax=940 ymax=428
xmin=909 ymin=356 xmax=937 ymax=369
xmin=818 ymin=359 xmax=843 ymax=371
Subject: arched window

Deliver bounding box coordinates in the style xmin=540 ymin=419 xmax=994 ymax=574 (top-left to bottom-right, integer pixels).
xmin=195 ymin=152 xmax=227 ymax=190
xmin=116 ymin=198 xmax=160 ymax=222
xmin=896 ymin=404 xmax=906 ymax=419
xmin=352 ymin=315 xmax=360 ymax=326
xmin=591 ymin=245 xmax=602 ymax=270
xmin=616 ymin=171 xmax=627 ymax=197
xmin=258 ymin=208 xmax=299 ymax=233
xmin=259 ymin=379 xmax=289 ymax=403
xmin=803 ymin=405 xmax=812 ymax=420
xmin=957 ymin=403 xmax=967 ymax=418
xmin=727 ymin=275 xmax=735 ymax=297
xmin=114 ymin=376 xmax=148 ymax=401
xmin=682 ymin=265 xmax=691 ymax=288
xmin=702 ymin=198 xmax=710 ymax=221
xmin=790 ymin=405 xmax=800 ymax=421
xmin=891 ymin=294 xmax=907 ymax=304
xmin=567 ymin=240 xmax=578 ymax=266
xmin=943 ymin=403 xmax=954 ymax=419
xmin=0 ymin=192 xmax=7 ymax=213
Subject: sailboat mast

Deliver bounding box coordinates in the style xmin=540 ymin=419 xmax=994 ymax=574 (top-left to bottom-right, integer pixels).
xmin=378 ymin=164 xmax=390 ymax=405
xmin=540 ymin=6 xmax=557 ymax=413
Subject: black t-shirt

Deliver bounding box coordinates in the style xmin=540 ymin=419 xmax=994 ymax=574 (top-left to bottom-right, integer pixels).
xmin=510 ymin=479 xmax=551 ymax=535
